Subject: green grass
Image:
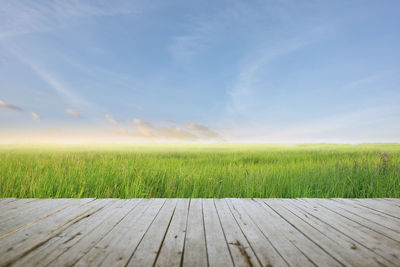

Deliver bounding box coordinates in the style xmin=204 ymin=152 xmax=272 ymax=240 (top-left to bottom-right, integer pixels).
xmin=0 ymin=144 xmax=399 ymax=198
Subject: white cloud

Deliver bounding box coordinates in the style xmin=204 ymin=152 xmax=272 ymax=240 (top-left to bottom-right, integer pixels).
xmin=185 ymin=122 xmax=222 ymax=139
xmin=65 ymin=109 xmax=81 ymax=117
xmin=105 ymin=114 xmax=118 ymax=125
xmin=129 ymin=119 xmax=224 ymax=141
xmin=31 ymin=112 xmax=40 ymax=121
xmin=132 ymin=118 xmax=155 ymax=137
xmin=0 ymin=100 xmax=22 ymax=111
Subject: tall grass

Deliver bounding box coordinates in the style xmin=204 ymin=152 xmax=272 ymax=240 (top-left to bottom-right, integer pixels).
xmin=0 ymin=144 xmax=399 ymax=198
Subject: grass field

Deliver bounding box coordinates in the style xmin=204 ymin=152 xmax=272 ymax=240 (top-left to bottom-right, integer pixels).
xmin=0 ymin=144 xmax=399 ymax=198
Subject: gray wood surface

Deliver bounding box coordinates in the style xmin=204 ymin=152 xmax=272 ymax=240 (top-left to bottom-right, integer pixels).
xmin=1 ymin=198 xmax=399 ymax=267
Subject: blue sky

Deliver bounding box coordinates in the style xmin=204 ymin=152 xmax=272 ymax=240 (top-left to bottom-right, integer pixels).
xmin=0 ymin=0 xmax=399 ymax=143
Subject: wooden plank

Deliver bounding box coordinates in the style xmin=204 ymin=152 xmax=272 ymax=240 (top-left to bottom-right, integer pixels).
xmin=155 ymin=199 xmax=189 ymax=267
xmin=74 ymin=199 xmax=154 ymax=266
xmin=331 ymin=199 xmax=400 ymax=232
xmin=202 ymin=199 xmax=234 ymax=267
xmin=45 ymin=199 xmax=141 ymax=267
xmin=264 ymin=198 xmax=390 ymax=266
xmin=0 ymin=199 xmax=106 ymax=266
xmin=336 ymin=199 xmax=400 ymax=223
xmin=294 ymin=199 xmax=400 ymax=264
xmin=250 ymin=199 xmax=340 ymax=266
xmin=351 ymin=199 xmax=400 ymax=219
xmin=231 ymin=198 xmax=315 ymax=266
xmin=225 ymin=199 xmax=287 ymax=267
xmin=0 ymin=198 xmax=17 ymax=206
xmin=0 ymin=199 xmax=43 ymax=220
xmin=1 ymin=198 xmax=400 ymax=267
xmin=214 ymin=199 xmax=261 ymax=267
xmin=12 ymin=199 xmax=132 ymax=266
xmin=99 ymin=198 xmax=166 ymax=267
xmin=127 ymin=199 xmax=177 ymax=266
xmin=78 ymin=199 xmax=166 ymax=267
xmin=308 ymin=199 xmax=400 ymax=242
xmin=0 ymin=199 xmax=76 ymax=236
xmin=182 ymin=199 xmax=208 ymax=267
xmin=276 ymin=199 xmax=394 ymax=266
xmin=373 ymin=199 xmax=400 ymax=211
xmin=0 ymin=199 xmax=93 ymax=239
xmin=383 ymin=198 xmax=400 ymax=205
xmin=0 ymin=199 xmax=39 ymax=215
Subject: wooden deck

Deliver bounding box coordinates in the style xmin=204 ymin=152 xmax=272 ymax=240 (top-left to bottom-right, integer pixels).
xmin=0 ymin=198 xmax=399 ymax=266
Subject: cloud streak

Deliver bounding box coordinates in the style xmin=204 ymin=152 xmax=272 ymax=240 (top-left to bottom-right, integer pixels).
xmin=4 ymin=45 xmax=98 ymax=111
xmin=0 ymin=0 xmax=151 ymax=39
xmin=105 ymin=114 xmax=118 ymax=125
xmin=65 ymin=109 xmax=81 ymax=118
xmin=31 ymin=112 xmax=40 ymax=121
xmin=227 ymin=39 xmax=310 ymax=114
xmin=132 ymin=119 xmax=198 ymax=140
xmin=169 ymin=3 xmax=250 ymax=60
xmin=0 ymin=100 xmax=22 ymax=111
xmin=107 ymin=119 xmax=224 ymax=141
xmin=185 ymin=122 xmax=223 ymax=139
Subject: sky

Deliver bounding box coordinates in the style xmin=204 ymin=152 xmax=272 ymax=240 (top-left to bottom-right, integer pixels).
xmin=0 ymin=0 xmax=400 ymax=143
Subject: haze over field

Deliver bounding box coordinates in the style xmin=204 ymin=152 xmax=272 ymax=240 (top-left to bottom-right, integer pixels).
xmin=1 ymin=0 xmax=400 ymax=143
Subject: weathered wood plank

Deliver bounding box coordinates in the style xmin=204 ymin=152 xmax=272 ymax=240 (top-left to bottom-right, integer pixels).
xmin=214 ymin=199 xmax=261 ymax=267
xmin=12 ymin=199 xmax=131 ymax=267
xmin=182 ymin=199 xmax=208 ymax=267
xmin=0 ymin=199 xmax=76 ymax=236
xmin=331 ymin=199 xmax=400 ymax=233
xmin=1 ymin=198 xmax=399 ymax=267
xmin=383 ymin=198 xmax=400 ymax=205
xmin=155 ymin=199 xmax=189 ymax=267
xmin=93 ymin=198 xmax=165 ymax=267
xmin=73 ymin=199 xmax=154 ymax=267
xmin=232 ymin=198 xmax=316 ymax=266
xmin=307 ymin=199 xmax=400 ymax=242
xmin=250 ymin=199 xmax=340 ymax=266
xmin=294 ymin=199 xmax=400 ymax=264
xmin=0 ymin=199 xmax=38 ymax=215
xmin=351 ymin=199 xmax=400 ymax=219
xmin=47 ymin=199 xmax=141 ymax=267
xmin=279 ymin=199 xmax=394 ymax=266
xmin=225 ymin=199 xmax=287 ymax=267
xmin=264 ymin=198 xmax=392 ymax=266
xmin=0 ymin=199 xmax=104 ymax=266
xmin=0 ymin=198 xmax=17 ymax=206
xmin=202 ymin=199 xmax=234 ymax=267
xmin=126 ymin=199 xmax=177 ymax=266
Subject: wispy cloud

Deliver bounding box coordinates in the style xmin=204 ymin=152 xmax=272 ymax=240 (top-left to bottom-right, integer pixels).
xmin=31 ymin=112 xmax=40 ymax=121
xmin=0 ymin=0 xmax=151 ymax=39
xmin=333 ymin=69 xmax=400 ymax=92
xmin=127 ymin=119 xmax=223 ymax=141
xmin=132 ymin=118 xmax=156 ymax=137
xmin=65 ymin=109 xmax=81 ymax=118
xmin=0 ymin=100 xmax=22 ymax=111
xmin=5 ymin=46 xmax=97 ymax=110
xmin=169 ymin=3 xmax=251 ymax=60
xmin=184 ymin=122 xmax=223 ymax=139
xmin=224 ymin=104 xmax=400 ymax=143
xmin=227 ymin=39 xmax=310 ymax=114
xmin=105 ymin=114 xmax=118 ymax=125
